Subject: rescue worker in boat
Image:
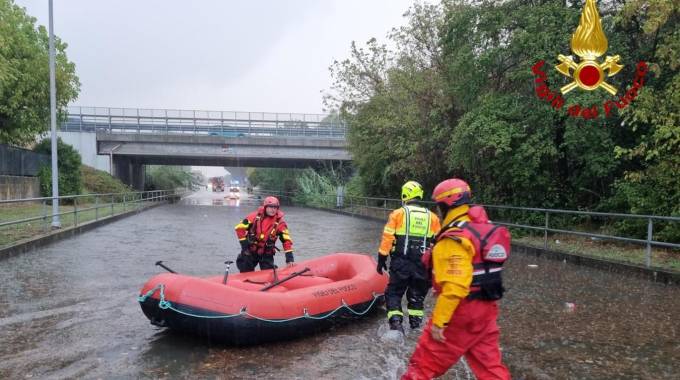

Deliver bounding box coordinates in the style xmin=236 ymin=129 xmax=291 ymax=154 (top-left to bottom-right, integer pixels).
xmin=402 ymin=178 xmax=511 ymax=380
xmin=376 ymin=181 xmax=441 ymax=332
xmin=234 ymin=196 xmax=294 ymax=272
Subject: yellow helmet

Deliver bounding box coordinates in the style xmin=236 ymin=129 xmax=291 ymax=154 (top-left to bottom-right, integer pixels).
xmin=401 ymin=180 xmax=424 ymax=202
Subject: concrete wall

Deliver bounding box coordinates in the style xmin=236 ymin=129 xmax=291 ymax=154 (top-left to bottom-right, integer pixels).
xmin=58 ymin=131 xmax=110 ymax=172
xmin=0 ymin=176 xmax=40 ymax=200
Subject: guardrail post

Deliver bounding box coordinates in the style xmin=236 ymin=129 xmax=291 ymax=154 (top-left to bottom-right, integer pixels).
xmin=74 ymin=197 xmax=78 ymax=226
xmin=95 ymin=195 xmax=99 ymax=221
xmin=111 ymin=194 xmax=114 ymax=216
xmin=645 ymin=218 xmax=653 ymax=267
xmin=544 ymin=211 xmax=549 ymax=250
xmin=42 ymin=200 xmax=49 ymax=231
xmin=123 ymin=193 xmax=126 ymax=212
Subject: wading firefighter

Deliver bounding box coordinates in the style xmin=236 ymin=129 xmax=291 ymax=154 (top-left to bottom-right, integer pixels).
xmin=234 ymin=196 xmax=294 ymax=272
xmin=402 ymin=178 xmax=511 ymax=380
xmin=377 ymin=181 xmax=441 ymax=332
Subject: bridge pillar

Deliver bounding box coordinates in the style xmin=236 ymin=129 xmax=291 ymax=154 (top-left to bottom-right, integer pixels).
xmin=112 ymin=156 xmax=145 ymax=190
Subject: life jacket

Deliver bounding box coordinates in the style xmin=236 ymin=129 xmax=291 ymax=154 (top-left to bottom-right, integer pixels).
xmin=393 ymin=204 xmax=433 ymax=261
xmin=246 ymin=207 xmax=283 ymax=255
xmin=424 ymin=206 xmax=510 ymax=300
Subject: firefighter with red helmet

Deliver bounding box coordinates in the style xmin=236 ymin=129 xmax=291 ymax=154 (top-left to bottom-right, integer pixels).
xmin=402 ymin=179 xmax=511 ymax=380
xmin=377 ymin=181 xmax=441 ymax=333
xmin=234 ymin=196 xmax=294 ymax=272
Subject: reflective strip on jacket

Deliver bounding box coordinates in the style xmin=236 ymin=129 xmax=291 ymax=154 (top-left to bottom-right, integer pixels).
xmin=234 ymin=207 xmax=293 ymax=254
xmin=378 ymin=204 xmax=440 ymax=256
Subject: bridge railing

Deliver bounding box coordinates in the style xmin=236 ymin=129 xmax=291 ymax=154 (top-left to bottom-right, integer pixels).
xmin=0 ymin=190 xmax=175 ymax=248
xmin=253 ymin=189 xmax=680 ymax=269
xmin=61 ymin=106 xmax=347 ymax=139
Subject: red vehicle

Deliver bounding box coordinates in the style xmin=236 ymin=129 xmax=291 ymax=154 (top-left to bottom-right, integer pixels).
xmin=210 ymin=177 xmax=225 ymax=192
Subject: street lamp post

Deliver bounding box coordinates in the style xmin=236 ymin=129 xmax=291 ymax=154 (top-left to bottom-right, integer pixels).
xmin=48 ymin=0 xmax=60 ymax=228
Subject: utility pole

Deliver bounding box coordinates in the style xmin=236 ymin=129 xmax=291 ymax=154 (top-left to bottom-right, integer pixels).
xmin=49 ymin=0 xmax=60 ymax=228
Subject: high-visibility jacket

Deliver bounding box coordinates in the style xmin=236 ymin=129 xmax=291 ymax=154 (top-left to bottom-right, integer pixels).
xmin=430 ymin=204 xmax=475 ymax=328
xmin=234 ymin=207 xmax=293 ymax=255
xmin=379 ymin=204 xmax=440 ymax=258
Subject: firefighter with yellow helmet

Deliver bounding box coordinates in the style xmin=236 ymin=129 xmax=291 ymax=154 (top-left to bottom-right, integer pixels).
xmin=377 ymin=181 xmax=441 ymax=332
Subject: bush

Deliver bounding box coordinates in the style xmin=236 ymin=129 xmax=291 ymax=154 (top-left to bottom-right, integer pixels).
xmin=145 ymin=165 xmax=193 ymax=190
xmin=34 ymin=137 xmax=82 ymax=197
xmin=81 ymin=165 xmax=131 ymax=194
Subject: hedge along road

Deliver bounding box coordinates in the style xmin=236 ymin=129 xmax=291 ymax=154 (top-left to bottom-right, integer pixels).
xmin=0 ymin=189 xmax=678 ymax=379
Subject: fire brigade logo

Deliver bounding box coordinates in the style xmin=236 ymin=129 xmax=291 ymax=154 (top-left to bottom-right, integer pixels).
xmin=556 ymin=0 xmax=623 ymax=95
xmin=532 ymin=0 xmax=648 ymax=119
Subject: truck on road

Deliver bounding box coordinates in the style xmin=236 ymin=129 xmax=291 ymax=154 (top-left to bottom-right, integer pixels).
xmin=210 ymin=177 xmax=225 ymax=192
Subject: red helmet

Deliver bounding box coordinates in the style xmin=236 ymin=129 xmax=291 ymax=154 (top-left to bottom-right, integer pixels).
xmin=263 ymin=196 xmax=280 ymax=208
xmin=432 ymin=178 xmax=472 ymax=207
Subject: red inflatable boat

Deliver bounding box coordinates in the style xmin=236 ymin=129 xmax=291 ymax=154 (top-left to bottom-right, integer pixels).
xmin=138 ymin=253 xmax=387 ymax=345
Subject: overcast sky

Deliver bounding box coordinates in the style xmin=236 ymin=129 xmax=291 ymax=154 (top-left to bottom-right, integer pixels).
xmin=16 ymin=0 xmax=418 ymax=115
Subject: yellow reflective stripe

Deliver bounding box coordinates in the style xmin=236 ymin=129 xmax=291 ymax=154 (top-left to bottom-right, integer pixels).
xmin=282 ymin=233 xmax=291 ymax=240
xmin=434 ymin=187 xmax=465 ymax=201
xmin=387 ymin=310 xmax=404 ymax=319
xmin=383 ymin=227 xmax=396 ymax=233
xmin=407 ymin=309 xmax=424 ymax=317
xmin=238 ymin=238 xmax=247 ymax=241
xmin=234 ymin=223 xmax=249 ymax=230
xmin=284 ymin=249 xmax=293 ymax=253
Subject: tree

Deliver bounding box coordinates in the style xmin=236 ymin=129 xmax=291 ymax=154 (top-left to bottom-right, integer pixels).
xmin=145 ymin=166 xmax=197 ymax=191
xmin=326 ymin=2 xmax=451 ymax=197
xmin=34 ymin=137 xmax=82 ymax=197
xmin=0 ymin=0 xmax=80 ymax=146
xmin=606 ymin=0 xmax=680 ymax=239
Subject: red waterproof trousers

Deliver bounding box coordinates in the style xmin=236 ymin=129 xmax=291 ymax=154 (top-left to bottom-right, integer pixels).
xmin=402 ymin=299 xmax=510 ymax=380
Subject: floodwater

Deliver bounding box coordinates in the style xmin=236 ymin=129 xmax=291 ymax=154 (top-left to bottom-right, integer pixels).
xmin=0 ymin=189 xmax=678 ymax=379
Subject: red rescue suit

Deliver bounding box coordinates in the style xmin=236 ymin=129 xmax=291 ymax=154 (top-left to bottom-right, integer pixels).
xmin=402 ymin=205 xmax=510 ymax=380
xmin=235 ymin=207 xmax=293 ymax=256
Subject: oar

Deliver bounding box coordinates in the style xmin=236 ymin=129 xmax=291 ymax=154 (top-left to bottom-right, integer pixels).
xmin=155 ymin=260 xmax=177 ymax=274
xmin=260 ymin=267 xmax=311 ymax=291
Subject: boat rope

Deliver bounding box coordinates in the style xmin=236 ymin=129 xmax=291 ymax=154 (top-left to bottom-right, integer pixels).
xmin=137 ymin=284 xmax=384 ymax=323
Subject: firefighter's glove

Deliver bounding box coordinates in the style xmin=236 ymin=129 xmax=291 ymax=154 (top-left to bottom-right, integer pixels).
xmin=376 ymin=254 xmax=388 ymax=275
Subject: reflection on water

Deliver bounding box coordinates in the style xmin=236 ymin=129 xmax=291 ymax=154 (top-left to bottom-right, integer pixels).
xmin=0 ymin=193 xmax=679 ymax=379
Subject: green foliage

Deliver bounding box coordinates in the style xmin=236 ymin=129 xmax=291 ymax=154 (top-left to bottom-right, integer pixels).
xmin=81 ymin=165 xmax=131 ymax=194
xmin=34 ymin=137 xmax=82 ymax=197
xmin=247 ymin=168 xmax=301 ymax=194
xmin=326 ymin=0 xmax=679 ymax=226
xmin=145 ymin=166 xmax=196 ymax=190
xmin=604 ymin=0 xmax=680 ymax=239
xmin=0 ymin=0 xmax=80 ymax=146
xmin=294 ymin=168 xmax=337 ymax=207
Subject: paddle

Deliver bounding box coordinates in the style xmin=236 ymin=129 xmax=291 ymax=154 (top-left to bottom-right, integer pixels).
xmin=155 ymin=260 xmax=177 ymax=274
xmin=260 ymin=267 xmax=311 ymax=291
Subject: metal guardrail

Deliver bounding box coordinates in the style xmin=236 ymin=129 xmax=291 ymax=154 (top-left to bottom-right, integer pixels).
xmin=254 ymin=189 xmax=679 ymax=268
xmin=61 ymin=106 xmax=347 ymax=139
xmin=0 ymin=190 xmax=174 ymax=244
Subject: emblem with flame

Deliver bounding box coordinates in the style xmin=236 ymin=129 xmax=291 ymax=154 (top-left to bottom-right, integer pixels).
xmin=556 ymin=0 xmax=623 ymax=95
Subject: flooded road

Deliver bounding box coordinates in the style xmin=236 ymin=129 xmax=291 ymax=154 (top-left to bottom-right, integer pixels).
xmin=1 ymin=189 xmax=678 ymax=379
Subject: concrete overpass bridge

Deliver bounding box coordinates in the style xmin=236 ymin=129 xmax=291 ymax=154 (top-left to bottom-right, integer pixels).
xmin=60 ymin=107 xmax=351 ymax=189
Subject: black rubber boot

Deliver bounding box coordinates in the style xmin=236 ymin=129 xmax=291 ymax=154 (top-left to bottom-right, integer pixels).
xmin=409 ymin=316 xmax=423 ymax=329
xmin=389 ymin=315 xmax=404 ymax=334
